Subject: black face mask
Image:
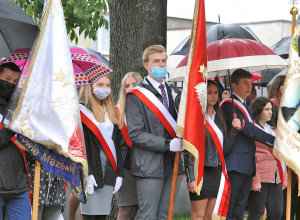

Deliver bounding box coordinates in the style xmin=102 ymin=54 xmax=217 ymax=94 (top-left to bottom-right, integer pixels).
xmin=0 ymin=79 xmax=16 ymax=100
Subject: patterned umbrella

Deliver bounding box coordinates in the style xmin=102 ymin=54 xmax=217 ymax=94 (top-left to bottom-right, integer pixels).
xmin=0 ymin=48 xmax=113 ymax=86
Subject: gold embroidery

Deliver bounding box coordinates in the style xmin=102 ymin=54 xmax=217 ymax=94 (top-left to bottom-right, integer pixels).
xmin=54 ymin=69 xmax=72 ymax=87
xmin=18 ymin=108 xmax=37 ymax=138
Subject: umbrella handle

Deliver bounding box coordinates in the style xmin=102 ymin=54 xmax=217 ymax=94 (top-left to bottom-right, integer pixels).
xmin=233 ymin=113 xmax=245 ymax=130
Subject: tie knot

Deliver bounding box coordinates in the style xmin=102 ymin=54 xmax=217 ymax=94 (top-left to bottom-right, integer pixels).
xmin=159 ymin=84 xmax=164 ymax=89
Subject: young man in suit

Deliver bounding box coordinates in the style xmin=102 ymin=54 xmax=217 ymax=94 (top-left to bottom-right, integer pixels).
xmin=125 ymin=45 xmax=183 ymax=220
xmin=220 ymin=69 xmax=275 ymax=220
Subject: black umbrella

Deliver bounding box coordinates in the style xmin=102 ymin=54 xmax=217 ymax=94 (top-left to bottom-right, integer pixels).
xmin=170 ymin=23 xmax=261 ymax=56
xmin=271 ymin=36 xmax=300 ymax=59
xmin=267 ymin=68 xmax=287 ymax=87
xmin=258 ymin=68 xmax=285 ymax=87
xmin=0 ymin=0 xmax=39 ymax=58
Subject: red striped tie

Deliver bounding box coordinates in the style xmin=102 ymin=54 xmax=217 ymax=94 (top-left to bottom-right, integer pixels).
xmin=159 ymin=84 xmax=169 ymax=110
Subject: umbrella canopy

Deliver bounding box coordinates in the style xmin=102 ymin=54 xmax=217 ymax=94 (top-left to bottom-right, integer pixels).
xmin=170 ymin=24 xmax=260 ymax=56
xmin=0 ymin=0 xmax=39 ymax=57
xmin=267 ymin=68 xmax=287 ymax=87
xmin=0 ymin=48 xmax=113 ymax=86
xmin=167 ymin=23 xmax=261 ymax=79
xmin=258 ymin=68 xmax=284 ymax=87
xmin=168 ymin=38 xmax=287 ymax=81
xmin=69 ymin=44 xmax=109 ymax=66
xmin=271 ymin=36 xmax=300 ymax=59
xmin=207 ymin=38 xmax=287 ymax=77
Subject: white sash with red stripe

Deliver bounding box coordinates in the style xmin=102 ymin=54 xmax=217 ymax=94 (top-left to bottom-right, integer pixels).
xmin=254 ymin=122 xmax=285 ymax=183
xmin=115 ymin=105 xmax=132 ymax=147
xmin=79 ymin=104 xmax=117 ymax=175
xmin=220 ymin=98 xmax=253 ymax=123
xmin=129 ymin=86 xmax=177 ymax=138
xmin=206 ymin=115 xmax=231 ymax=217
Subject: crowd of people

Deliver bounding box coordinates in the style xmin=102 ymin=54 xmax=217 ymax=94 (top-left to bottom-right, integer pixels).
xmin=0 ymin=44 xmax=299 ymax=220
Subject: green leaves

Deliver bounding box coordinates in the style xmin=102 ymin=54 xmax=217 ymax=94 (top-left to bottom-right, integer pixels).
xmin=13 ymin=0 xmax=114 ymax=42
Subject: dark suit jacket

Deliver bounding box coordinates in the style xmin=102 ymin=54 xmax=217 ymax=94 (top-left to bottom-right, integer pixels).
xmin=220 ymin=94 xmax=275 ymax=176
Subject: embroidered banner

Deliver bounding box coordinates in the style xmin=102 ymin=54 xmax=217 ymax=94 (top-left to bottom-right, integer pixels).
xmin=5 ymin=0 xmax=88 ymax=203
xmin=273 ymin=28 xmax=300 ymax=195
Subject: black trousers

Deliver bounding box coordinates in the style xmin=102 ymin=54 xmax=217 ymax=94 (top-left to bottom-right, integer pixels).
xmin=248 ymin=182 xmax=283 ymax=220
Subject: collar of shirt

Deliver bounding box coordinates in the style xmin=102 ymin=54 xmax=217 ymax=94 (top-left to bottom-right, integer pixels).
xmin=233 ymin=93 xmax=245 ymax=104
xmin=206 ymin=110 xmax=216 ymax=122
xmin=147 ymin=76 xmax=167 ymax=96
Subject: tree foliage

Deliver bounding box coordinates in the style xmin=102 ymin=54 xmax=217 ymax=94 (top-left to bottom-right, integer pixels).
xmin=13 ymin=0 xmax=115 ymax=43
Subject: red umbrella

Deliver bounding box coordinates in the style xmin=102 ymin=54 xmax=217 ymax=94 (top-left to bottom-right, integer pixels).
xmin=0 ymin=48 xmax=113 ymax=86
xmin=207 ymin=38 xmax=286 ymax=77
xmin=168 ymin=38 xmax=286 ymax=82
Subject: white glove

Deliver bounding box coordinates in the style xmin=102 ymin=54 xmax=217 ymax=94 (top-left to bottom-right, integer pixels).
xmin=169 ymin=138 xmax=183 ymax=152
xmin=88 ymin=175 xmax=97 ymax=195
xmin=113 ymin=177 xmax=123 ymax=194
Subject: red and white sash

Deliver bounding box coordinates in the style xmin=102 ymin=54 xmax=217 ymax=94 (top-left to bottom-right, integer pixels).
xmin=220 ymin=98 xmax=253 ymax=123
xmin=254 ymin=122 xmax=285 ymax=184
xmin=79 ymin=105 xmax=117 ymax=175
xmin=115 ymin=105 xmax=132 ymax=147
xmin=0 ymin=114 xmax=32 ymax=202
xmin=129 ymin=86 xmax=177 ymax=138
xmin=206 ymin=115 xmax=231 ymax=217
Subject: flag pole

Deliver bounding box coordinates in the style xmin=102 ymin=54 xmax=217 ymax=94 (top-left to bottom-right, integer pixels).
xmin=286 ymin=5 xmax=298 ymax=220
xmin=167 ymin=151 xmax=180 ymax=220
xmin=31 ymin=160 xmax=41 ymax=220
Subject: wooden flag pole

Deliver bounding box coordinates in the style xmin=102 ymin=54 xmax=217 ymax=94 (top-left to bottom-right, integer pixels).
xmin=286 ymin=5 xmax=298 ymax=220
xmin=31 ymin=160 xmax=41 ymax=220
xmin=167 ymin=151 xmax=180 ymax=220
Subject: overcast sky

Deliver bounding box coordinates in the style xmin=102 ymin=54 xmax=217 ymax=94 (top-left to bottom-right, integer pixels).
xmin=168 ymin=0 xmax=297 ymax=23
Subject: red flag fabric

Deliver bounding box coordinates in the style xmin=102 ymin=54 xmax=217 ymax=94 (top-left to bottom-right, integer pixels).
xmin=176 ymin=0 xmax=207 ymax=194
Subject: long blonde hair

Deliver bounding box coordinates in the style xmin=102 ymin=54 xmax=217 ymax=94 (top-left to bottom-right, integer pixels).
xmin=79 ymin=76 xmax=118 ymax=124
xmin=117 ymin=72 xmax=142 ymax=128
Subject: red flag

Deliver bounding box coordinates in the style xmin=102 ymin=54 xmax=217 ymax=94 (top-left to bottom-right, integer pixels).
xmin=176 ymin=0 xmax=207 ymax=194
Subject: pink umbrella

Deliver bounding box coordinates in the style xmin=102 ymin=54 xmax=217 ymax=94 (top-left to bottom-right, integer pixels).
xmin=0 ymin=48 xmax=113 ymax=86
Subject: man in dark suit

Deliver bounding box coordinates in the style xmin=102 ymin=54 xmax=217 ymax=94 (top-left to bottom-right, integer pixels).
xmin=216 ymin=75 xmax=230 ymax=103
xmin=220 ymin=69 xmax=275 ymax=220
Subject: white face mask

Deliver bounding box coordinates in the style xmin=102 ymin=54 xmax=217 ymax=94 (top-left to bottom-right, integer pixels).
xmin=93 ymin=88 xmax=111 ymax=100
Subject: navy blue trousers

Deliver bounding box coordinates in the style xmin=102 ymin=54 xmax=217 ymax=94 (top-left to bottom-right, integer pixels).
xmin=0 ymin=191 xmax=31 ymax=220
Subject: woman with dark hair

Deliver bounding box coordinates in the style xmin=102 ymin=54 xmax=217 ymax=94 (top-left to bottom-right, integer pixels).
xmin=184 ymin=80 xmax=241 ymax=219
xmin=248 ymin=96 xmax=287 ymax=220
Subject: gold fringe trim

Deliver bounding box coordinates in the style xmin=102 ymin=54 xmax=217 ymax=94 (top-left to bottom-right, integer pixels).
xmin=176 ymin=125 xmax=184 ymax=137
xmin=273 ymin=148 xmax=300 ymax=196
xmin=183 ymin=139 xmax=203 ymax=195
xmin=8 ymin=0 xmax=52 ymax=129
xmin=212 ymin=213 xmax=226 ymax=220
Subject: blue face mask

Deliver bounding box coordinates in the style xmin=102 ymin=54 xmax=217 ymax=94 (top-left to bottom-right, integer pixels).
xmin=151 ymin=67 xmax=168 ymax=80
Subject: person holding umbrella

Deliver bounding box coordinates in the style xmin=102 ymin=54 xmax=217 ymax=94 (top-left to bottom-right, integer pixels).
xmin=220 ymin=69 xmax=276 ymax=220
xmin=0 ymin=62 xmax=31 ymax=220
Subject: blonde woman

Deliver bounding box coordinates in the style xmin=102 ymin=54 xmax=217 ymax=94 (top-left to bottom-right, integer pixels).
xmin=115 ymin=72 xmax=142 ymax=220
xmin=79 ymin=75 xmax=124 ymax=220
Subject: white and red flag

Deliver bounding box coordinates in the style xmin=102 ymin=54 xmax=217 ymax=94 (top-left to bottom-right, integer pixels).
xmin=5 ymin=0 xmax=88 ymax=202
xmin=273 ymin=28 xmax=300 ymax=195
